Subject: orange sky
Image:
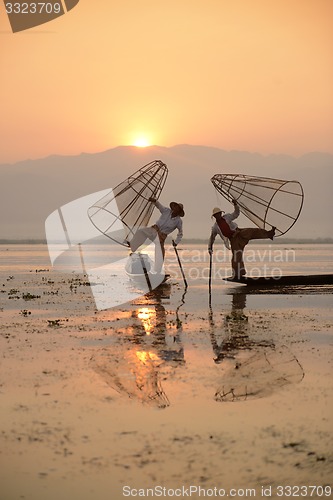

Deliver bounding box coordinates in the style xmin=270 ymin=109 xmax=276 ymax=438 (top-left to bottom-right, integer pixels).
xmin=1 ymin=0 xmax=332 ymax=163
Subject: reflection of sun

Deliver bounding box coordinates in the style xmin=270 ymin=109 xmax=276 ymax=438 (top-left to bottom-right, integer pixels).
xmin=137 ymin=307 xmax=155 ymax=335
xmin=133 ymin=137 xmax=150 ymax=147
xmin=136 ymin=351 xmax=160 ymax=363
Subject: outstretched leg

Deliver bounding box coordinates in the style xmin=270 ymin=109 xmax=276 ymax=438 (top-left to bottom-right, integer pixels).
xmin=129 ymin=227 xmax=157 ymax=252
xmin=230 ymin=227 xmax=275 ymax=279
xmin=237 ymin=227 xmax=275 ymax=241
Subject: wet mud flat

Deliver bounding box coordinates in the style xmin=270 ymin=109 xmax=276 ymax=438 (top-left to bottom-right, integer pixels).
xmin=0 ymin=267 xmax=332 ymax=500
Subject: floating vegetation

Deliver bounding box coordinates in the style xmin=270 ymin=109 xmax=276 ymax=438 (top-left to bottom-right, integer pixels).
xmin=47 ymin=318 xmax=69 ymax=327
xmin=22 ymin=292 xmax=41 ymax=301
xmin=8 ymin=288 xmax=20 ymax=299
xmin=20 ymin=310 xmax=31 ymax=317
xmin=69 ymin=277 xmax=91 ymax=292
xmin=47 ymin=319 xmax=61 ymax=327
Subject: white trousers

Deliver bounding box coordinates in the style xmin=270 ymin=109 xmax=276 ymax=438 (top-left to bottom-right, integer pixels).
xmin=130 ymin=227 xmax=165 ymax=273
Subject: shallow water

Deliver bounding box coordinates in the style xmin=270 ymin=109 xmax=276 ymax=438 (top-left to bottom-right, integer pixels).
xmin=0 ymin=244 xmax=332 ymax=499
xmin=2 ymin=241 xmax=333 ymax=272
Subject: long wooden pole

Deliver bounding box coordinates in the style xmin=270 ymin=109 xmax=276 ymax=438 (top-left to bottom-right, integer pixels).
xmin=208 ymin=251 xmax=212 ymax=306
xmin=138 ymin=252 xmax=152 ymax=292
xmin=172 ymin=240 xmax=187 ymax=289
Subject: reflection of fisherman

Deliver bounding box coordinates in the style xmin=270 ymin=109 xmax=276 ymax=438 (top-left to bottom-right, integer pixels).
xmin=92 ymin=285 xmax=185 ymax=410
xmin=210 ymin=293 xmax=302 ymax=402
xmin=208 ymin=199 xmax=275 ymax=280
xmin=210 ymin=293 xmax=249 ymax=363
xmin=127 ymin=199 xmax=184 ymax=272
xmin=133 ymin=287 xmax=185 ymax=365
xmin=210 ymin=292 xmax=274 ymax=364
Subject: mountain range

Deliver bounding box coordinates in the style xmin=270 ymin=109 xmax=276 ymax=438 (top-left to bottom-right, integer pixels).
xmin=1 ymin=145 xmax=332 ymax=240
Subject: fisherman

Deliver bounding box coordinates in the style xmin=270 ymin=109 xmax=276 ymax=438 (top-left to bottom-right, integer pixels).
xmin=126 ymin=198 xmax=184 ymax=272
xmin=208 ymin=199 xmax=275 ymax=280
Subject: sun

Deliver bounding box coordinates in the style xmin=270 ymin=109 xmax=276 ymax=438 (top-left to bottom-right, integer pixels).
xmin=133 ymin=137 xmax=151 ymax=148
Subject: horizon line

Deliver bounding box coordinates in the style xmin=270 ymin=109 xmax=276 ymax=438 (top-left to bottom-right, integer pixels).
xmin=1 ymin=237 xmax=332 ymax=245
xmin=1 ymin=144 xmax=332 ymax=167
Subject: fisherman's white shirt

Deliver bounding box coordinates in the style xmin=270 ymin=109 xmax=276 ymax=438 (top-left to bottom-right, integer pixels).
xmin=154 ymin=201 xmax=183 ymax=245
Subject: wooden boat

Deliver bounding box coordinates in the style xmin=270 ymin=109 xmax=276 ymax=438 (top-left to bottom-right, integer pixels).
xmin=126 ymin=271 xmax=170 ymax=287
xmin=224 ymin=274 xmax=333 ymax=287
xmin=125 ymin=253 xmax=169 ymax=288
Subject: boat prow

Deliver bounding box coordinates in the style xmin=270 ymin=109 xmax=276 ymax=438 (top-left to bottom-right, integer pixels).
xmin=125 ymin=252 xmax=170 ymax=288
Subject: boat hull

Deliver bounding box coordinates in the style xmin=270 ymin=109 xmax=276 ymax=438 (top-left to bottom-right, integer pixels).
xmin=224 ymin=274 xmax=333 ymax=286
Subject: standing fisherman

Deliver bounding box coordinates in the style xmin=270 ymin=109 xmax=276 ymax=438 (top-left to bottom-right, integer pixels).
xmin=208 ymin=199 xmax=275 ymax=279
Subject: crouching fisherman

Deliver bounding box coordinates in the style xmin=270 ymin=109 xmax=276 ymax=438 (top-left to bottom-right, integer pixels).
xmin=126 ymin=198 xmax=185 ymax=273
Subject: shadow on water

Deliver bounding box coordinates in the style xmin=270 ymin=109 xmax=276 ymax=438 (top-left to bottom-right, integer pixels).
xmin=209 ymin=293 xmax=274 ymax=363
xmin=91 ymin=283 xmax=186 ymax=409
xmin=209 ymin=292 xmax=304 ymax=402
xmin=91 ymin=284 xmax=304 ymax=408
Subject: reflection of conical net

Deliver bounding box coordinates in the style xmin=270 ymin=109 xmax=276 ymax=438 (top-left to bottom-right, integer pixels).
xmin=215 ymin=346 xmax=304 ymax=402
xmin=92 ymin=349 xmax=170 ymax=409
xmin=211 ymin=174 xmax=304 ymax=236
xmin=88 ymin=160 xmax=168 ymax=246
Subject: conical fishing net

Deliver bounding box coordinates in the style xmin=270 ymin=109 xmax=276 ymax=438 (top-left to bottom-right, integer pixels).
xmin=88 ymin=160 xmax=168 ymax=246
xmin=211 ymin=174 xmax=304 ymax=236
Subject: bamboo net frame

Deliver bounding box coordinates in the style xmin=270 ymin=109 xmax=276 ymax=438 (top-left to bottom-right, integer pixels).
xmin=211 ymin=174 xmax=304 ymax=236
xmin=88 ymin=160 xmax=168 ymax=246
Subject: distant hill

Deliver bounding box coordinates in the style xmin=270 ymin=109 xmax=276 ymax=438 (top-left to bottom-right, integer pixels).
xmin=1 ymin=145 xmax=332 ymax=239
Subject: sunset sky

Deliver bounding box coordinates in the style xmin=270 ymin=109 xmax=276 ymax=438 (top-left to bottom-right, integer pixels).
xmin=1 ymin=0 xmax=332 ymax=164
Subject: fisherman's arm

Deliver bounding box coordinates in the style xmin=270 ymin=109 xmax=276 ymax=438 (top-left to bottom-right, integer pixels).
xmin=209 ymin=226 xmax=231 ymax=252
xmin=208 ymin=226 xmax=217 ymax=253
xmin=174 ymin=220 xmax=183 ymax=246
xmin=149 ymin=198 xmax=167 ymax=213
xmin=228 ymin=199 xmax=240 ymax=220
